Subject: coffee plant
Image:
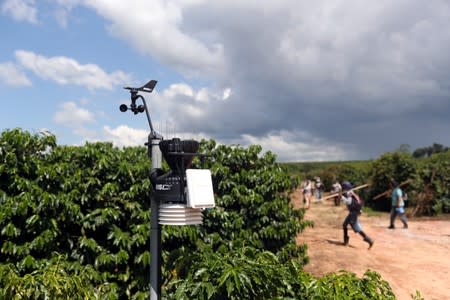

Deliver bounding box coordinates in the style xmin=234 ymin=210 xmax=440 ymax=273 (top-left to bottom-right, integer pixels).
xmin=367 ymin=150 xmax=450 ymax=214
xmin=413 ymin=150 xmax=450 ymax=215
xmin=0 ymin=129 xmax=397 ymax=299
xmin=368 ymin=151 xmax=417 ymax=211
xmin=0 ymin=129 xmax=151 ymax=298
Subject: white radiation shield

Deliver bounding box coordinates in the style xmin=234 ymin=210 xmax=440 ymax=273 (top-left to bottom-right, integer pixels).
xmin=186 ymin=169 xmax=215 ymax=209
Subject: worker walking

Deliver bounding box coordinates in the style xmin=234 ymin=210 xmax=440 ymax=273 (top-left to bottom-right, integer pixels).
xmin=341 ymin=181 xmax=374 ymax=249
xmin=301 ymin=179 xmax=312 ymax=209
xmin=332 ymin=180 xmax=342 ymax=206
xmin=388 ymin=179 xmax=408 ymax=229
xmin=314 ymin=177 xmax=323 ymax=202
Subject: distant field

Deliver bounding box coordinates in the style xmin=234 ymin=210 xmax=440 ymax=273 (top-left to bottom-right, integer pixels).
xmin=280 ymin=160 xmax=372 ymax=176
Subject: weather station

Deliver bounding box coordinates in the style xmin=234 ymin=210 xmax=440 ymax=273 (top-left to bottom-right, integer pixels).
xmin=120 ymin=80 xmax=215 ymax=300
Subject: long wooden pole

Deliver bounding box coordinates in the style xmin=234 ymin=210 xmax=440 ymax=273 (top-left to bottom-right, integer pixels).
xmin=321 ymin=183 xmax=371 ymax=201
xmin=372 ymin=179 xmax=412 ymax=201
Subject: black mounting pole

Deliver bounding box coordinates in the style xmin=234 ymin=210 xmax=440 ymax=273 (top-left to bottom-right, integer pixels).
xmin=149 ymin=136 xmax=162 ymax=300
xmin=120 ymin=80 xmax=162 ymax=300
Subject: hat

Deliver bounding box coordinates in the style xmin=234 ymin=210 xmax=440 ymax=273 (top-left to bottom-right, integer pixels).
xmin=341 ymin=181 xmax=352 ymax=191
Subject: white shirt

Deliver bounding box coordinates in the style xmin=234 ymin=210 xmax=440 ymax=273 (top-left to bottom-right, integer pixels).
xmin=332 ymin=183 xmax=342 ymax=193
xmin=341 ymin=191 xmax=353 ymax=206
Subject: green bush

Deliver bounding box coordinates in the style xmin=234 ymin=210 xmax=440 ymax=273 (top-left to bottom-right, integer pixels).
xmin=414 ymin=150 xmax=450 ymax=215
xmin=0 ymin=129 xmax=151 ymax=298
xmin=0 ymin=254 xmax=118 ymax=299
xmin=164 ymin=246 xmax=395 ymax=299
xmin=0 ymin=129 xmax=397 ymax=299
xmin=162 ymin=140 xmax=312 ymax=288
xmin=368 ymin=152 xmax=417 ymax=211
xmin=367 ymin=149 xmax=450 ymax=215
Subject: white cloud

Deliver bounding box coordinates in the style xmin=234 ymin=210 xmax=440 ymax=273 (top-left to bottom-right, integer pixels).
xmin=149 ymin=83 xmax=228 ymax=124
xmin=162 ymin=84 xmax=229 ymax=104
xmin=15 ymin=50 xmax=131 ymax=90
xmin=170 ymin=131 xmax=211 ymax=142
xmin=51 ymin=0 xmax=82 ymax=27
xmin=53 ymin=101 xmax=99 ymax=144
xmin=76 ymin=0 xmax=224 ymax=76
xmin=0 ymin=62 xmax=32 ymax=87
xmin=195 ymin=88 xmax=209 ymax=103
xmin=73 ymin=127 xmax=98 ymax=142
xmin=222 ymin=88 xmax=231 ymax=100
xmin=101 ymin=124 xmax=214 ymax=151
xmin=141 ymin=127 xmax=353 ymax=162
xmin=163 ymin=83 xmax=194 ymax=98
xmin=102 ymin=125 xmax=149 ymax=147
xmin=30 ymin=0 xmax=450 ymax=160
xmin=53 ymin=7 xmax=69 ymax=28
xmin=1 ymin=0 xmax=38 ymax=24
xmin=53 ymin=101 xmax=95 ymax=128
xmin=237 ymin=130 xmax=355 ymax=162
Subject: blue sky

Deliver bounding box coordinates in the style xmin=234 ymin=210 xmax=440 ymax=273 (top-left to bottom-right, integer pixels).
xmin=1 ymin=0 xmax=450 ymax=162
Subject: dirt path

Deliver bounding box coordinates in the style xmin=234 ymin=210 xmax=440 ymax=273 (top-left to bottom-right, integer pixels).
xmin=292 ymin=189 xmax=450 ymax=300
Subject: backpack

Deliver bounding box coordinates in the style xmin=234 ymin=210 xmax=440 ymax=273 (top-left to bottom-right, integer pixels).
xmin=349 ymin=192 xmax=364 ymax=212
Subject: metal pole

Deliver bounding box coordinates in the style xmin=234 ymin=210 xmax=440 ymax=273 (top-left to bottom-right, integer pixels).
xmin=120 ymin=80 xmax=161 ymax=299
xmin=150 ymin=136 xmax=162 ymax=300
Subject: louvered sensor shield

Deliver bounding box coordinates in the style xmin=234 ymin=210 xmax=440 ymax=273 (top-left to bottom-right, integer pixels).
xmin=158 ymin=169 xmax=215 ymax=225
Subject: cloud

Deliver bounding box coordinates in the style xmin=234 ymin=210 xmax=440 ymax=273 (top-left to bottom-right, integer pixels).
xmin=15 ymin=50 xmax=131 ymax=90
xmin=101 ymin=124 xmax=215 ymax=153
xmin=50 ymin=0 xmax=82 ymax=28
xmin=73 ymin=127 xmax=98 ymax=143
xmin=99 ymin=122 xmax=350 ymax=162
xmin=157 ymin=1 xmax=450 ymax=159
xmin=148 ymin=84 xmax=232 ymax=130
xmin=52 ymin=1 xmax=450 ymax=160
xmin=1 ymin=0 xmax=38 ymax=24
xmin=53 ymin=7 xmax=70 ymax=28
xmin=102 ymin=125 xmax=149 ymax=147
xmin=117 ymin=83 xmax=353 ymax=161
xmin=0 ymin=62 xmax=32 ymax=87
xmin=53 ymin=101 xmax=95 ymax=128
xmin=53 ymin=101 xmax=100 ymax=144
xmin=237 ymin=130 xmax=356 ymax=162
xmin=73 ymin=0 xmax=225 ymax=77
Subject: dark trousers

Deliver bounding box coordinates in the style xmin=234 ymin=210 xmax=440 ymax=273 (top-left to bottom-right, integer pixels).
xmin=343 ymin=212 xmax=361 ymax=237
xmin=390 ymin=208 xmax=408 ymax=227
xmin=343 ymin=212 xmax=372 ymax=245
xmin=334 ymin=196 xmax=340 ymax=206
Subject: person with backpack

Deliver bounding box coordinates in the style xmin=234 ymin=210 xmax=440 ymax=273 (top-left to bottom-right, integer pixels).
xmin=388 ymin=179 xmax=408 ymax=229
xmin=341 ymin=181 xmax=374 ymax=249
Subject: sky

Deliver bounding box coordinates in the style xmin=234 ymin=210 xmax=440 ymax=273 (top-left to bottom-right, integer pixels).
xmin=1 ymin=0 xmax=449 ymax=162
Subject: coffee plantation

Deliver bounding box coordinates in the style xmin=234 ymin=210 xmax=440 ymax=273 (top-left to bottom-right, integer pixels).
xmin=4 ymin=129 xmax=439 ymax=299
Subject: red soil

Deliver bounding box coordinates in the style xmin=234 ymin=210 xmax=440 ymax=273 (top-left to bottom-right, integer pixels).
xmin=292 ymin=189 xmax=450 ymax=300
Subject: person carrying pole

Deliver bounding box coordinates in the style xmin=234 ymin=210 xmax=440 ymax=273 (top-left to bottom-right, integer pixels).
xmin=388 ymin=179 xmax=408 ymax=229
xmin=341 ymin=181 xmax=374 ymax=249
xmin=332 ymin=180 xmax=342 ymax=206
